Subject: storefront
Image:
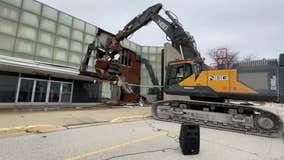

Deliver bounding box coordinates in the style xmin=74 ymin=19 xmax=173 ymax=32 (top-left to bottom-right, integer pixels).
xmin=0 ymin=71 xmax=102 ymax=105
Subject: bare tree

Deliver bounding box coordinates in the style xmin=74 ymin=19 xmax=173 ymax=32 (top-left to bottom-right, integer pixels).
xmin=207 ymin=48 xmax=240 ymax=64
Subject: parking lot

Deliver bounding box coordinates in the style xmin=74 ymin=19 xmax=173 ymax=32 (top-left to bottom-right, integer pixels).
xmin=1 ymin=119 xmax=283 ymax=160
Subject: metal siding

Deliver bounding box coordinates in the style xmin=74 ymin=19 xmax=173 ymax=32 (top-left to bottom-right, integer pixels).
xmin=233 ymin=59 xmax=279 ymax=101
xmin=279 ymin=67 xmax=284 ymax=103
xmin=280 ymin=54 xmax=284 ymax=66
xmin=280 ymin=54 xmax=284 ymax=103
xmin=238 ymin=72 xmax=268 ymax=90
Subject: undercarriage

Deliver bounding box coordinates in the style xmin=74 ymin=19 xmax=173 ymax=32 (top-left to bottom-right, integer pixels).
xmin=152 ymin=100 xmax=284 ymax=138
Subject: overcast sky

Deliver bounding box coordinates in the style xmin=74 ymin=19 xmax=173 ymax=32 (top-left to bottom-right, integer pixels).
xmin=38 ymin=0 xmax=284 ymax=62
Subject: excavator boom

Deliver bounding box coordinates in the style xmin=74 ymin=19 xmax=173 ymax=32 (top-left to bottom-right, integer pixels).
xmin=105 ymin=3 xmax=202 ymax=62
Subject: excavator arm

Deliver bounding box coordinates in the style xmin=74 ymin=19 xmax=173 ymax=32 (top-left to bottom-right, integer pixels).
xmin=106 ymin=3 xmax=202 ymax=62
xmin=80 ymin=3 xmax=203 ymax=75
xmin=114 ymin=3 xmax=163 ymax=41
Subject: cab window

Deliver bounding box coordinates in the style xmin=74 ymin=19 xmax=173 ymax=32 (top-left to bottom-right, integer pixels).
xmin=193 ymin=63 xmax=201 ymax=76
xmin=167 ymin=64 xmax=192 ymax=86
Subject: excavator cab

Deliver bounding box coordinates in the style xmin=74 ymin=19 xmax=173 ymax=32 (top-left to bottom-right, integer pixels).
xmin=167 ymin=62 xmax=192 ymax=86
xmin=166 ymin=61 xmax=202 ymax=87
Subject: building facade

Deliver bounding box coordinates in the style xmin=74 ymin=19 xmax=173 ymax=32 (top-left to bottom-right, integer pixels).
xmin=0 ymin=0 xmax=164 ymax=107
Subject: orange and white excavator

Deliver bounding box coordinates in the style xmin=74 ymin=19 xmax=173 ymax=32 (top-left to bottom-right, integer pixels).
xmin=79 ymin=3 xmax=284 ymax=137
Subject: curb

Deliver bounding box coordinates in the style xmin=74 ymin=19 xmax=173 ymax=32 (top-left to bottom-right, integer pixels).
xmin=0 ymin=114 xmax=152 ymax=137
xmin=110 ymin=114 xmax=152 ymax=123
xmin=0 ymin=125 xmax=64 ymax=137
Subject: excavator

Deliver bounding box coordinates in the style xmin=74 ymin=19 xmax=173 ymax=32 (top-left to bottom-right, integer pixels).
xmin=80 ymin=3 xmax=284 ymax=137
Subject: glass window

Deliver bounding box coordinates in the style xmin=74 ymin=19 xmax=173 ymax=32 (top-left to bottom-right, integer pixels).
xmin=125 ymin=41 xmax=131 ymax=49
xmin=130 ymin=42 xmax=137 ymax=51
xmin=142 ymin=46 xmax=149 ymax=53
xmin=193 ymin=64 xmax=201 ymax=75
xmin=1 ymin=0 xmax=22 ymax=7
xmin=157 ymin=47 xmax=163 ymax=53
xmin=149 ymin=54 xmax=157 ymax=62
xmin=0 ymin=72 xmax=18 ymax=102
xmin=49 ymin=82 xmax=60 ymax=102
xmin=124 ymin=54 xmax=128 ymax=65
xmin=129 ymin=57 xmax=132 ymax=66
xmin=36 ymin=44 xmax=53 ymax=59
xmin=61 ymin=83 xmax=72 ymax=102
xmin=40 ymin=18 xmax=56 ymax=32
xmin=22 ymin=0 xmax=41 ymax=14
xmin=42 ymin=5 xmax=58 ymax=20
xmin=57 ymin=24 xmax=71 ymax=37
xmin=85 ymin=23 xmax=97 ymax=35
xmin=73 ymin=18 xmax=85 ymax=31
xmin=142 ymin=69 xmax=148 ymax=77
xmin=34 ymin=80 xmax=47 ymax=102
xmin=38 ymin=31 xmax=54 ymax=45
xmin=72 ymin=80 xmax=100 ymax=102
xmin=156 ymin=64 xmax=162 ymax=71
xmin=167 ymin=65 xmax=178 ymax=84
xmin=69 ymin=52 xmax=81 ymax=64
xmin=167 ymin=64 xmax=192 ymax=85
xmin=70 ymin=41 xmax=82 ymax=52
xmin=119 ymin=41 xmax=126 ymax=48
xmin=55 ymin=36 xmax=69 ymax=49
xmin=59 ymin=12 xmax=72 ymax=26
xmin=21 ymin=11 xmax=39 ymax=27
xmin=156 ymin=55 xmax=162 ymax=63
xmin=0 ymin=18 xmax=17 ymax=36
xmin=83 ymin=44 xmax=89 ymax=53
xmin=18 ymin=25 xmax=37 ymax=41
xmin=84 ymin=34 xmax=94 ymax=44
xmin=54 ymin=48 xmax=68 ymax=61
xmin=18 ymin=79 xmax=34 ymax=102
xmin=0 ymin=50 xmax=13 ymax=56
xmin=0 ymin=34 xmax=15 ymax=51
xmin=149 ymin=47 xmax=157 ymax=53
xmin=136 ymin=45 xmax=142 ymax=53
xmin=0 ymin=4 xmax=19 ymax=20
xmin=120 ymin=54 xmax=124 ymax=65
xmin=15 ymin=38 xmax=35 ymax=54
xmin=71 ymin=29 xmax=83 ymax=41
xmin=140 ymin=88 xmax=147 ymax=95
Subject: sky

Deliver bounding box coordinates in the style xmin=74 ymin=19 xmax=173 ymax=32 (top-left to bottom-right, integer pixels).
xmin=38 ymin=0 xmax=284 ymax=63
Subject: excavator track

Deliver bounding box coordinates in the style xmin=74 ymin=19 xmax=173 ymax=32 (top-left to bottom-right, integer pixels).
xmin=152 ymin=100 xmax=284 ymax=138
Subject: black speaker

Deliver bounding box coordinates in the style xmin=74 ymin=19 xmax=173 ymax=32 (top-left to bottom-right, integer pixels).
xmin=179 ymin=123 xmax=200 ymax=155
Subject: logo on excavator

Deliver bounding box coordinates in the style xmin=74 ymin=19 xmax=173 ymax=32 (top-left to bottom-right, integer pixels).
xmin=157 ymin=20 xmax=169 ymax=31
xmin=209 ymin=75 xmax=228 ymax=81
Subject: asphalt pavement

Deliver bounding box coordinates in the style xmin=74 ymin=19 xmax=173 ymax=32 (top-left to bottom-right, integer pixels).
xmin=0 ymin=119 xmax=283 ymax=160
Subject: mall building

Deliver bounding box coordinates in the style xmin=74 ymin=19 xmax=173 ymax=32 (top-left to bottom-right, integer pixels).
xmin=0 ymin=0 xmax=167 ymax=107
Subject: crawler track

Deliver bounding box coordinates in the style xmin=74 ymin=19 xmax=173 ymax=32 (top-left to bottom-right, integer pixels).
xmin=152 ymin=100 xmax=284 ymax=138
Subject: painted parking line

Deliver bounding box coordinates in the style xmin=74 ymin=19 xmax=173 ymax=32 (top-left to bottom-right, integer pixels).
xmin=65 ymin=132 xmax=166 ymax=160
